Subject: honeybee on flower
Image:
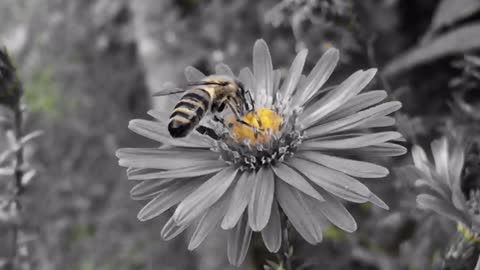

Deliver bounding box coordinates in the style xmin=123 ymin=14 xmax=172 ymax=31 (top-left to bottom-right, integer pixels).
xmin=116 ymin=39 xmax=405 ymax=266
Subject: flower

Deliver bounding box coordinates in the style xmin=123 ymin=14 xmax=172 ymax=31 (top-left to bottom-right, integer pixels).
xmin=116 ymin=39 xmax=405 ymax=266
xmin=412 ymin=137 xmax=480 ymax=236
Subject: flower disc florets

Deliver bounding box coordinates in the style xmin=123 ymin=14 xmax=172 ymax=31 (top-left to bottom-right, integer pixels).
xmin=213 ymin=107 xmax=304 ymax=171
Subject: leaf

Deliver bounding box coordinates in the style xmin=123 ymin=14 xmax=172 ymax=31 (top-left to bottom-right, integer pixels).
xmin=430 ymin=0 xmax=480 ymax=33
xmin=385 ymin=23 xmax=480 ymax=76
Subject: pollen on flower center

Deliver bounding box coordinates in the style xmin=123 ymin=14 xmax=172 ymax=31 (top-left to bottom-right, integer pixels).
xmin=226 ymin=108 xmax=282 ymax=145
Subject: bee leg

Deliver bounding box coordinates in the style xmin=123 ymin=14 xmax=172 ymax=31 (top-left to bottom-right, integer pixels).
xmin=244 ymin=90 xmax=263 ymax=127
xmin=196 ymin=125 xmax=220 ymax=140
xmin=213 ymin=114 xmax=231 ymax=129
xmin=226 ymin=99 xmax=264 ymax=132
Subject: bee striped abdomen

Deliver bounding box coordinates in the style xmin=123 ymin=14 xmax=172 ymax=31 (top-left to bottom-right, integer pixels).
xmin=168 ymin=88 xmax=211 ymax=138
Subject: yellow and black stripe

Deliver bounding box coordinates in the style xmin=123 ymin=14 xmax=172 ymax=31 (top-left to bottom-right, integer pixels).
xmin=168 ymin=87 xmax=211 ymax=138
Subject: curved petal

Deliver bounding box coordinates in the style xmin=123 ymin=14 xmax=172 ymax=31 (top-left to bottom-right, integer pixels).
xmin=320 ymin=90 xmax=387 ymax=123
xmin=261 ymin=201 xmax=282 ymax=252
xmin=346 ymin=142 xmax=407 ymax=157
xmin=222 ymin=171 xmax=255 ymax=229
xmin=288 ymin=158 xmax=371 ymax=203
xmin=128 ymin=119 xmax=210 ymax=148
xmin=161 ymin=216 xmax=191 ymax=241
xmin=292 ymin=48 xmax=339 ymax=107
xmin=117 ymin=148 xmax=221 ymax=169
xmin=273 ymin=69 xmax=283 ymax=98
xmin=297 ymin=151 xmax=389 ymax=178
xmin=276 ymin=180 xmax=323 ymax=244
xmin=253 ymin=39 xmax=274 ymax=108
xmin=417 ymin=194 xmax=470 ymax=225
xmin=369 ymin=193 xmax=389 ymax=210
xmin=305 ymin=101 xmax=402 ymax=137
xmin=279 ymin=49 xmax=308 ymax=100
xmin=215 ymin=63 xmax=235 ymax=77
xmin=248 ymin=167 xmax=275 ymax=231
xmin=301 ymin=69 xmax=377 ymax=128
xmin=227 ymin=214 xmax=253 ymax=267
xmin=238 ymin=67 xmax=255 ymax=93
xmin=173 ymin=167 xmax=238 ymax=225
xmin=188 ymin=188 xmax=231 ymax=250
xmin=356 ymin=116 xmax=396 ymax=129
xmin=127 ymin=161 xmax=227 ymax=180
xmin=314 ymin=188 xmax=357 ymax=232
xmin=137 ymin=180 xmax=201 ymax=221
xmin=302 ymin=132 xmax=403 ymax=149
xmin=271 ymin=162 xmax=324 ymax=200
xmin=431 ymin=137 xmax=450 ymax=185
xmin=184 ymin=66 xmax=206 ymax=82
xmin=130 ymin=178 xmax=175 ymax=200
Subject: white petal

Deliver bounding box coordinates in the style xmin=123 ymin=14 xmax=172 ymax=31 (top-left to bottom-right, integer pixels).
xmin=431 ymin=137 xmax=450 ymax=185
xmin=276 ymin=180 xmax=323 ymax=244
xmin=188 ymin=189 xmax=230 ymax=250
xmin=227 ymin=214 xmax=253 ymax=267
xmin=356 ymin=116 xmax=396 ymax=129
xmin=271 ymin=162 xmax=325 ymax=200
xmin=137 ymin=180 xmax=201 ymax=221
xmin=215 ymin=63 xmax=235 ymax=77
xmin=128 ymin=119 xmax=209 ymax=148
xmin=130 ymin=178 xmax=175 ymax=200
xmin=253 ymin=39 xmax=274 ymax=107
xmin=273 ymin=69 xmax=283 ymax=98
xmin=305 ymin=101 xmax=402 ymax=137
xmin=369 ymin=193 xmax=389 ymax=210
xmin=320 ymin=90 xmax=387 ymax=123
xmin=238 ymin=67 xmax=255 ymax=93
xmin=314 ymin=188 xmax=357 ymax=232
xmin=301 ymin=69 xmax=377 ymax=128
xmin=288 ymin=158 xmax=371 ymax=203
xmin=161 ymin=216 xmax=191 ymax=240
xmin=222 ymin=171 xmax=255 ymax=229
xmin=302 ymin=131 xmax=403 ymax=149
xmin=173 ymin=167 xmax=238 ymax=225
xmin=297 ymin=151 xmax=389 ymax=178
xmin=248 ymin=167 xmax=275 ymax=231
xmin=127 ymin=161 xmax=227 ymax=180
xmin=261 ymin=202 xmax=282 ymax=252
xmin=293 ymin=48 xmax=339 ymax=107
xmin=348 ymin=142 xmax=407 ymax=157
xmin=117 ymin=148 xmax=220 ymax=169
xmin=184 ymin=66 xmax=206 ymax=82
xmin=279 ymin=49 xmax=308 ymax=100
xmin=417 ymin=194 xmax=469 ymax=225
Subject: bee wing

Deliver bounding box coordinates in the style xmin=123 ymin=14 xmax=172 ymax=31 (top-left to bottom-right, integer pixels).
xmin=152 ymin=87 xmax=186 ymax=96
xmin=187 ymin=81 xmax=227 ymax=86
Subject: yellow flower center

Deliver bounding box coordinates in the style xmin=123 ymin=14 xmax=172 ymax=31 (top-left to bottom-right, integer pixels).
xmin=227 ymin=108 xmax=282 ymax=145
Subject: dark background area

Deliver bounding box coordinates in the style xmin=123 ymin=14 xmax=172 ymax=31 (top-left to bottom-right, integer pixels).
xmin=1 ymin=0 xmax=480 ymax=269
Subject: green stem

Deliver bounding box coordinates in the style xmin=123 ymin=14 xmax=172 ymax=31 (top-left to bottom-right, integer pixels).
xmin=277 ymin=210 xmax=293 ymax=270
xmin=7 ymin=106 xmax=24 ymax=270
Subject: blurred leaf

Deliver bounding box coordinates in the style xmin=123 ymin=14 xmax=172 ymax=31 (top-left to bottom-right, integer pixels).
xmin=24 ymin=68 xmax=63 ymax=118
xmin=324 ymin=225 xmax=347 ymax=241
xmin=385 ymin=23 xmax=480 ymax=76
xmin=430 ymin=0 xmax=480 ymax=32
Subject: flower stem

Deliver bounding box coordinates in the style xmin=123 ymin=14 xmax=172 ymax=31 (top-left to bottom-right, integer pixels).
xmin=6 ymin=105 xmax=24 ymax=270
xmin=277 ymin=210 xmax=293 ymax=270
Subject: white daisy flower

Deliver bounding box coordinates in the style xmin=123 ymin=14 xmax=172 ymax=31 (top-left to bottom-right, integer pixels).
xmin=117 ymin=39 xmax=405 ymax=266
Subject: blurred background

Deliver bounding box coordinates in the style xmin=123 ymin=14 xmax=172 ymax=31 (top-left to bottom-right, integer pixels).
xmin=0 ymin=0 xmax=479 ymax=269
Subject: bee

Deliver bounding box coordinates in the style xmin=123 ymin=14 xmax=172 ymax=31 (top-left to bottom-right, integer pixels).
xmin=154 ymin=75 xmax=255 ymax=138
